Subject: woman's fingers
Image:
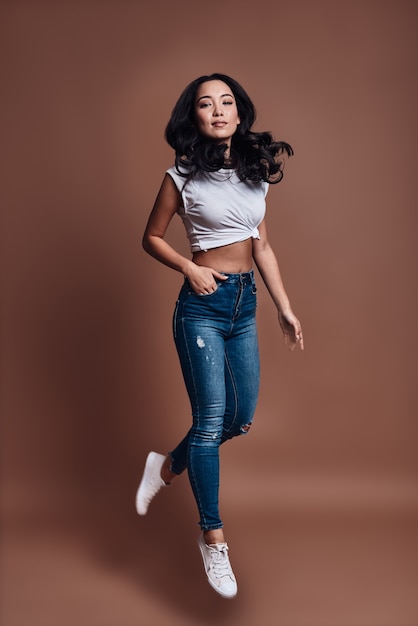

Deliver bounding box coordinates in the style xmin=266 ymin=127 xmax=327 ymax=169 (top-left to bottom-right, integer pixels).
xmin=279 ymin=311 xmax=304 ymax=351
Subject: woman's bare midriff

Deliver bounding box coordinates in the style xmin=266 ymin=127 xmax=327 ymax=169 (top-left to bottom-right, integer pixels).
xmin=192 ymin=238 xmax=253 ymax=274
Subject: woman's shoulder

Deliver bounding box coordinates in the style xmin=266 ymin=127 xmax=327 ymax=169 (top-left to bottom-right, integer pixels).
xmin=165 ymin=162 xmax=190 ymax=189
xmin=166 ymin=160 xmax=189 ymax=175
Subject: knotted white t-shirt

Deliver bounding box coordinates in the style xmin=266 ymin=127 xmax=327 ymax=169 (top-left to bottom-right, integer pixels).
xmin=166 ymin=165 xmax=268 ymax=253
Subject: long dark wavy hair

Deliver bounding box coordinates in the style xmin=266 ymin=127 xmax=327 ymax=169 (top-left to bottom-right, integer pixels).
xmin=165 ymin=73 xmax=293 ymax=184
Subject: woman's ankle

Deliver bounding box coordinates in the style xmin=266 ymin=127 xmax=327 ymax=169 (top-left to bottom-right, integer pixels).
xmin=160 ymin=455 xmax=177 ymax=484
xmin=204 ymin=528 xmax=225 ymax=545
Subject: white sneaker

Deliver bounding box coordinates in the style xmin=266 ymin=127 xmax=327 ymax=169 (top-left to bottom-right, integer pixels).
xmin=135 ymin=451 xmax=166 ymax=515
xmin=197 ymin=534 xmax=237 ymax=598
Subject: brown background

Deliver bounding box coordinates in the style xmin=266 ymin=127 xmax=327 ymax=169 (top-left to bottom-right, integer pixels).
xmin=1 ymin=1 xmax=417 ymax=625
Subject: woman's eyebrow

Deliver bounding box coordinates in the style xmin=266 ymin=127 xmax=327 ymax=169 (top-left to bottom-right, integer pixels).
xmin=196 ymin=93 xmax=234 ymax=102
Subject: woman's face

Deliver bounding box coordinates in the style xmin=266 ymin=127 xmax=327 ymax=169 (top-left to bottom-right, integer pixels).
xmin=194 ymin=80 xmax=240 ymax=148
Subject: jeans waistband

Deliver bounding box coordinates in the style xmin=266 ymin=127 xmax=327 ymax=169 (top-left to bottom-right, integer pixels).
xmin=220 ymin=269 xmax=255 ymax=285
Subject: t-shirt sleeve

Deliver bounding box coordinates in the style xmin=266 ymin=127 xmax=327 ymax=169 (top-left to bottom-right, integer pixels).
xmin=262 ymin=181 xmax=269 ymax=197
xmin=166 ymin=165 xmax=189 ymax=192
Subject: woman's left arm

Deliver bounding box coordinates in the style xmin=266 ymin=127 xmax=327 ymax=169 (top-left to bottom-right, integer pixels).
xmin=252 ymin=219 xmax=304 ymax=351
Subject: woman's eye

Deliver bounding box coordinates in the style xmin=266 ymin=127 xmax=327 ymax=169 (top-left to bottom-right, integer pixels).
xmin=199 ymin=102 xmax=211 ymax=108
xmin=223 ymin=100 xmax=233 ymax=105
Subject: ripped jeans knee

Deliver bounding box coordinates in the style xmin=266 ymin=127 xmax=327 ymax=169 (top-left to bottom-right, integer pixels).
xmin=221 ymin=419 xmax=253 ymax=443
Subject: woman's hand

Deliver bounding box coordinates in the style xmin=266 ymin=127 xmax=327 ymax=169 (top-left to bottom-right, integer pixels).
xmin=278 ymin=309 xmax=304 ymax=351
xmin=185 ymin=264 xmax=227 ymax=295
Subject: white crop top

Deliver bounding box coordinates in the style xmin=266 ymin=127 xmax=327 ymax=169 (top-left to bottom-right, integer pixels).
xmin=166 ymin=165 xmax=268 ymax=252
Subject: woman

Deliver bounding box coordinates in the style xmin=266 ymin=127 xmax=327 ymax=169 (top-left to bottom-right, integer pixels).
xmin=136 ymin=73 xmax=303 ymax=599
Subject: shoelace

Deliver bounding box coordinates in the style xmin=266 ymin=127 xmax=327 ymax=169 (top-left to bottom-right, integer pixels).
xmin=208 ymin=545 xmax=233 ymax=579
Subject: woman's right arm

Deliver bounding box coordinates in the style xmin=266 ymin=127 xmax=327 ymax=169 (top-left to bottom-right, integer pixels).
xmin=143 ymin=174 xmax=225 ymax=293
xmin=142 ymin=174 xmax=193 ymax=274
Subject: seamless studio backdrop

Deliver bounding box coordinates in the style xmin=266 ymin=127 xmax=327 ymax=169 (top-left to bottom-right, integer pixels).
xmin=1 ymin=2 xmax=417 ymax=626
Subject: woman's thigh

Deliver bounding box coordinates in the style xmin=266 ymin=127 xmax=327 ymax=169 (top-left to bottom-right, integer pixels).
xmin=223 ymin=321 xmax=260 ymax=438
xmin=174 ymin=315 xmax=227 ymax=419
xmin=173 ymin=275 xmax=259 ymax=426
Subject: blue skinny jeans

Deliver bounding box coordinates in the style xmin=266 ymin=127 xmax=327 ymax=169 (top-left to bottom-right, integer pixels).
xmin=170 ymin=271 xmax=260 ymax=531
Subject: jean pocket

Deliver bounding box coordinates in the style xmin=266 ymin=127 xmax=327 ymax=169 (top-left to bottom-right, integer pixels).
xmin=190 ymin=280 xmax=222 ymax=297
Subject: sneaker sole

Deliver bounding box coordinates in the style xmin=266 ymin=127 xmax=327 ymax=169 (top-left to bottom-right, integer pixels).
xmin=135 ymin=451 xmax=164 ymax=515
